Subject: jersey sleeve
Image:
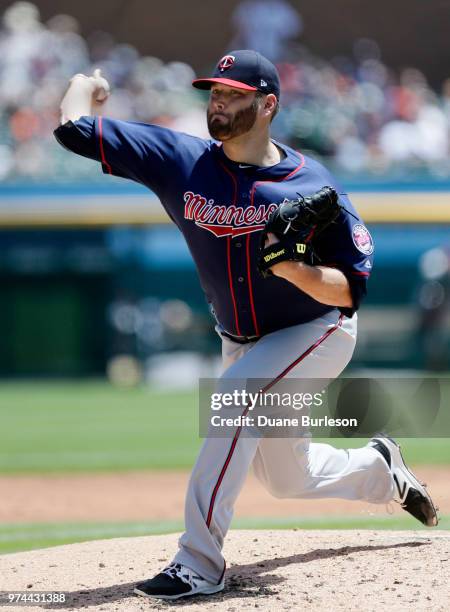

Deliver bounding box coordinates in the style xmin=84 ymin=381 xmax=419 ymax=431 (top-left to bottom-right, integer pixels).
xmin=53 ymin=116 xmax=187 ymax=196
xmin=314 ymin=194 xmax=374 ymax=317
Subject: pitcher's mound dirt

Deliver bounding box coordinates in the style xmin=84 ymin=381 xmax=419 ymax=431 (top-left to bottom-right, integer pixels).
xmin=1 ymin=530 xmax=449 ymax=612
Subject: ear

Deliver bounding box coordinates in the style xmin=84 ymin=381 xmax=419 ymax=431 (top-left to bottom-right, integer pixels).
xmin=263 ymin=93 xmax=277 ymax=118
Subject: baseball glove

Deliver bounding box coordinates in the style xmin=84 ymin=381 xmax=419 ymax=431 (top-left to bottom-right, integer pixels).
xmin=257 ymin=186 xmax=342 ymax=278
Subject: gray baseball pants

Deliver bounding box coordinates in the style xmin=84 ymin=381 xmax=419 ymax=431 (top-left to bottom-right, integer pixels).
xmin=173 ymin=309 xmax=394 ymax=583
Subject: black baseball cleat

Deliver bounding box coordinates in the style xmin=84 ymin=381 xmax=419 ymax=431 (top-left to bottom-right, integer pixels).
xmin=368 ymin=434 xmax=439 ymax=527
xmin=133 ymin=562 xmax=225 ymax=600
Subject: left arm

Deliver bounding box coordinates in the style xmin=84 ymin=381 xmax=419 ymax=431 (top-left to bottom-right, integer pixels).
xmin=261 ymin=183 xmax=374 ymax=316
xmin=265 ymin=232 xmax=353 ymax=307
xmin=271 ymin=258 xmax=353 ymax=308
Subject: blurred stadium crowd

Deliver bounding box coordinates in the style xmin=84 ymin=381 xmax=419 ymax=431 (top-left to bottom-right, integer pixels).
xmin=1 ymin=0 xmax=450 ymax=182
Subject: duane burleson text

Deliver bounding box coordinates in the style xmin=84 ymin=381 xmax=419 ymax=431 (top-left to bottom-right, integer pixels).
xmin=211 ymin=415 xmax=358 ymax=428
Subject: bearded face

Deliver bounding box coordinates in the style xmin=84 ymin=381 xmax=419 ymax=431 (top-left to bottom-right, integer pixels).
xmin=207 ymin=96 xmax=260 ymax=141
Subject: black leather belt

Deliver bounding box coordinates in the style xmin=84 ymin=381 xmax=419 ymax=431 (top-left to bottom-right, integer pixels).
xmin=220 ymin=330 xmax=260 ymax=344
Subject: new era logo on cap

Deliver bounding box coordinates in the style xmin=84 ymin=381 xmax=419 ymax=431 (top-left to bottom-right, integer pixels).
xmin=192 ymin=49 xmax=280 ymax=99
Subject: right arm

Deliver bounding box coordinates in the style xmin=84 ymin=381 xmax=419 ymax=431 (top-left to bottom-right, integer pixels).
xmin=54 ymin=71 xmax=201 ymax=196
xmin=59 ymin=69 xmax=110 ymax=124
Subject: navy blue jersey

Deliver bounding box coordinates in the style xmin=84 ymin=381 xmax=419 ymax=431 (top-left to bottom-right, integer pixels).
xmin=54 ymin=117 xmax=374 ymax=337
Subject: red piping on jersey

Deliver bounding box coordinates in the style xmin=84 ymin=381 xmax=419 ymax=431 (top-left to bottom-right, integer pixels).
xmin=246 ymin=233 xmax=259 ymax=336
xmin=247 ymin=153 xmax=306 ymax=334
xmin=226 ymin=235 xmax=241 ymax=335
xmin=205 ymin=312 xmax=343 ymax=529
xmin=98 ymin=116 xmax=112 ymax=175
xmin=304 ymin=225 xmax=316 ymax=243
xmin=351 ymin=270 xmax=370 ymax=277
xmin=220 ymin=161 xmax=241 ymax=336
xmin=249 ymin=152 xmax=306 ymax=210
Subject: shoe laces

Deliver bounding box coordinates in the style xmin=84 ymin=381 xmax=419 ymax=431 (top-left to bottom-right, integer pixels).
xmin=162 ymin=563 xmax=203 ymax=588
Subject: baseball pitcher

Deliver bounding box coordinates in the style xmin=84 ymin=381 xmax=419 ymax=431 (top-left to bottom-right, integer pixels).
xmin=54 ymin=50 xmax=438 ymax=601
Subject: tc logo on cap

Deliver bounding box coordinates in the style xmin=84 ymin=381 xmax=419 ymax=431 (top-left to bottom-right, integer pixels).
xmin=218 ymin=55 xmax=235 ymax=72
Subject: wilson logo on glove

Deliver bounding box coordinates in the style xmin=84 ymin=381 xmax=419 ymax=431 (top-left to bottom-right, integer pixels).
xmin=264 ymin=248 xmax=286 ymax=263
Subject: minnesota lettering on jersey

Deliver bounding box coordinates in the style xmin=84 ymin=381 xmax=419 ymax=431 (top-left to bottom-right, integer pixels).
xmin=183 ymin=191 xmax=278 ymax=238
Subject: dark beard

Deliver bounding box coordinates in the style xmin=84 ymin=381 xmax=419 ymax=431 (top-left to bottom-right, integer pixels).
xmin=207 ymin=99 xmax=259 ymax=140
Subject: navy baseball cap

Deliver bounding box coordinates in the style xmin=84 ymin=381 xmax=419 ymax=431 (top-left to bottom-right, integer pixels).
xmin=192 ymin=50 xmax=280 ymax=99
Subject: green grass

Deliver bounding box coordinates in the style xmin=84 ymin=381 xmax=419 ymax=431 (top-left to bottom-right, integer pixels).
xmin=0 ymin=381 xmax=201 ymax=472
xmin=0 ymin=381 xmax=449 ymax=473
xmin=1 ymin=516 xmax=448 ymax=555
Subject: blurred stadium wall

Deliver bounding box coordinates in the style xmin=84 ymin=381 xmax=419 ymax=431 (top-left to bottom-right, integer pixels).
xmin=1 ymin=184 xmax=449 ymax=377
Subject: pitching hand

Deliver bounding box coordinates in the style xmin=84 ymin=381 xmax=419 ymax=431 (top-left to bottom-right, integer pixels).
xmin=70 ymin=68 xmax=110 ymax=106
